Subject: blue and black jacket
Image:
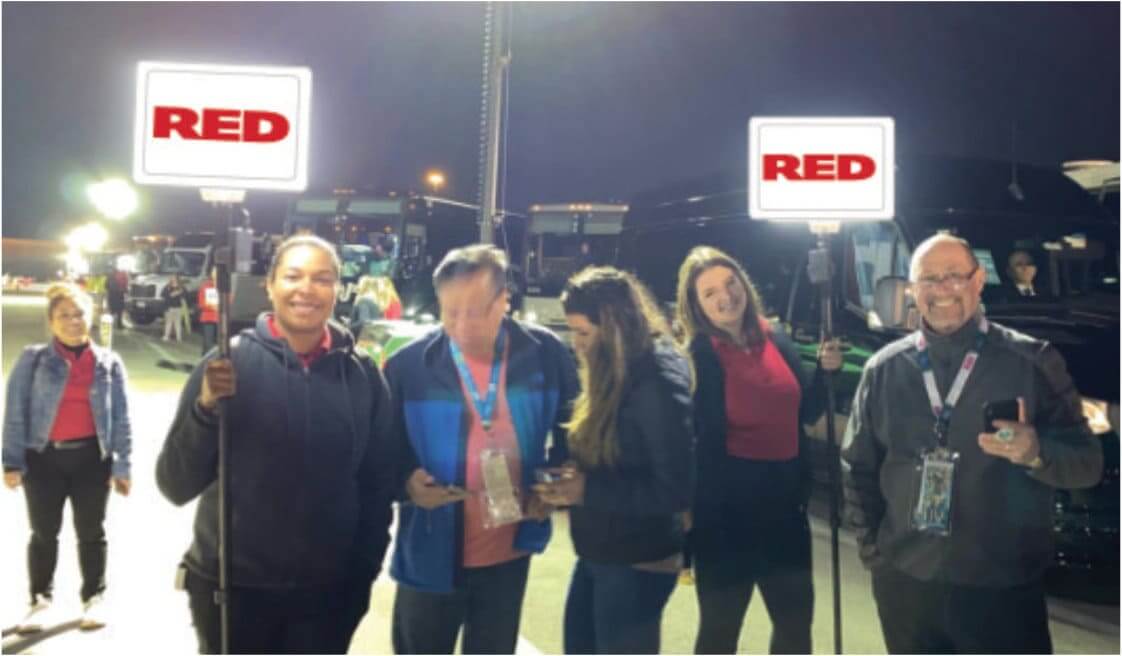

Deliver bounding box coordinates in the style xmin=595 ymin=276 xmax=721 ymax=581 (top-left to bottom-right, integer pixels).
xmin=384 ymin=318 xmax=579 ymax=593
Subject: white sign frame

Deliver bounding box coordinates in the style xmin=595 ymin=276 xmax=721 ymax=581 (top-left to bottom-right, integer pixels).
xmin=748 ymin=116 xmax=894 ymax=222
xmin=133 ymin=61 xmax=312 ymax=192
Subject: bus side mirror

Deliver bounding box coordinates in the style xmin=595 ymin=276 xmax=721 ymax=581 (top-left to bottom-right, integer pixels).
xmin=870 ymin=277 xmax=914 ymax=331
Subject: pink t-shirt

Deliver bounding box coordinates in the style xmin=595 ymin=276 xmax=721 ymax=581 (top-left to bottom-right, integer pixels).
xmin=460 ymin=342 xmax=526 ymax=568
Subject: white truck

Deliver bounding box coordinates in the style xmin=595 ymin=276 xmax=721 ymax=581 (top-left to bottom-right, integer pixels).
xmin=125 ymin=231 xmax=271 ymax=330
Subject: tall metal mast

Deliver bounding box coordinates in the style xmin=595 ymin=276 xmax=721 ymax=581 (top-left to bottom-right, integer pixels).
xmin=478 ymin=2 xmax=509 ymax=243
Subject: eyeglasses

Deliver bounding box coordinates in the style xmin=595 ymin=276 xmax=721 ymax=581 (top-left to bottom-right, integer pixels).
xmin=915 ymin=266 xmax=978 ymax=291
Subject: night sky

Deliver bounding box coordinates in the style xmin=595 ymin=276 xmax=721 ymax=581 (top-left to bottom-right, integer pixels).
xmin=2 ymin=2 xmax=1118 ymax=241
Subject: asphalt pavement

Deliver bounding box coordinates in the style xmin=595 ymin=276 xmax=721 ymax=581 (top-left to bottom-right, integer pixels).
xmin=1 ymin=293 xmax=1116 ymax=654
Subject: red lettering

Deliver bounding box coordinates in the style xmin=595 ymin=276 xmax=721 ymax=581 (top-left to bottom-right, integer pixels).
xmin=151 ymin=106 xmax=291 ymax=143
xmin=837 ymin=154 xmax=876 ymax=180
xmin=763 ymin=154 xmax=802 ymax=180
xmin=761 ymin=153 xmax=877 ymax=181
xmin=803 ymin=154 xmax=835 ymax=181
xmin=201 ymin=108 xmax=241 ymax=141
xmin=152 ymin=106 xmax=200 ymax=139
xmin=242 ymin=110 xmax=290 ymax=143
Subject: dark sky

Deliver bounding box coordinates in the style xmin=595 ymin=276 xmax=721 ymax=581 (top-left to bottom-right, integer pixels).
xmin=2 ymin=2 xmax=1118 ymax=240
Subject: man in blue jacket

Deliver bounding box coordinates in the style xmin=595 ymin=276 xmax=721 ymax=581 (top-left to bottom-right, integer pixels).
xmin=385 ymin=244 xmax=579 ymax=654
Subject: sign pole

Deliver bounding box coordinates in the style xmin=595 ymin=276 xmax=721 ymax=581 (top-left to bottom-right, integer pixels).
xmin=808 ymin=220 xmax=843 ymax=654
xmin=203 ymin=189 xmax=245 ymax=655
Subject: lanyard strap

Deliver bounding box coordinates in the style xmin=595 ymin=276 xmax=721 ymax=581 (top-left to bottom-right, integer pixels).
xmin=449 ymin=326 xmax=506 ymax=432
xmin=914 ymin=317 xmax=989 ymax=446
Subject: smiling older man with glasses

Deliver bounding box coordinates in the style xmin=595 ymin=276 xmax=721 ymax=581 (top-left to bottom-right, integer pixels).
xmin=841 ymin=233 xmax=1102 ymax=654
xmin=383 ymin=244 xmax=580 ymax=655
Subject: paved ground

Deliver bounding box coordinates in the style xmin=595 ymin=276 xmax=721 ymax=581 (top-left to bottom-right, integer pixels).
xmin=1 ymin=293 xmax=1117 ymax=654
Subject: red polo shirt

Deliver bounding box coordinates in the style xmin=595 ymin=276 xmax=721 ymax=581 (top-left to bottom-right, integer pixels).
xmin=712 ymin=333 xmax=802 ymax=461
xmin=49 ymin=341 xmax=98 ymax=441
xmin=266 ymin=315 xmax=332 ymax=368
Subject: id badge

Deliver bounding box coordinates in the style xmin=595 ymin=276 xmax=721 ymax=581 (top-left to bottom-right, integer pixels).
xmin=479 ymin=448 xmax=523 ymax=528
xmin=911 ymin=448 xmax=958 ymax=536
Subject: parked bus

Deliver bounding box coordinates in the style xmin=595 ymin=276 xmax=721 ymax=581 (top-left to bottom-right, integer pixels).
xmin=520 ymin=202 xmax=627 ymax=327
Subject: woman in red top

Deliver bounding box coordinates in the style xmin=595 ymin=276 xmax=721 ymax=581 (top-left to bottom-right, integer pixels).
xmin=3 ymin=283 xmax=133 ymax=633
xmin=675 ymin=247 xmax=841 ymax=654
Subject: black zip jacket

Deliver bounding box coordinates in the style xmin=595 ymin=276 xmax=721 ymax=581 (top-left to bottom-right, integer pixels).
xmin=841 ymin=315 xmax=1102 ymax=586
xmin=568 ymin=339 xmax=696 ymax=565
xmin=156 ymin=314 xmax=396 ymax=590
xmin=688 ymin=327 xmax=827 ymax=543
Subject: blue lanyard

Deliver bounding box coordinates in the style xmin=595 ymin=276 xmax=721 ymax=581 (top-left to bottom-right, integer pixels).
xmin=914 ymin=317 xmax=989 ymax=447
xmin=449 ymin=326 xmax=506 ymax=432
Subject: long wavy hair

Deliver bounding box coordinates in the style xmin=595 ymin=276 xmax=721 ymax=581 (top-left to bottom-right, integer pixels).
xmin=675 ymin=246 xmax=768 ymax=348
xmin=560 ymin=267 xmax=676 ymax=468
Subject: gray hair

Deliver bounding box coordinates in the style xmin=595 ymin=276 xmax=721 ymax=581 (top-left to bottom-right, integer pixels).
xmin=909 ymin=233 xmax=980 ymax=282
xmin=432 ymin=244 xmax=508 ymax=295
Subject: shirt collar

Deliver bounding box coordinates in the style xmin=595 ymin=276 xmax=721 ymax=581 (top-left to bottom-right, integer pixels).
xmin=266 ymin=314 xmax=332 ymax=361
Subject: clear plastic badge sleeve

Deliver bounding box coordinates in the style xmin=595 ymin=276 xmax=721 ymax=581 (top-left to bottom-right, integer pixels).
xmin=480 ymin=448 xmax=523 ymax=528
xmin=911 ymin=449 xmax=958 ymax=536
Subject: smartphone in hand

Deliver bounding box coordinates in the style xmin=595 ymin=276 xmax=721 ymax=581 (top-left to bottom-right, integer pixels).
xmin=983 ymin=399 xmax=1020 ymax=434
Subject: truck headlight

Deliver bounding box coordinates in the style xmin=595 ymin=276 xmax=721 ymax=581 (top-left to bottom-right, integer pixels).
xmin=1081 ymin=398 xmax=1115 ymax=435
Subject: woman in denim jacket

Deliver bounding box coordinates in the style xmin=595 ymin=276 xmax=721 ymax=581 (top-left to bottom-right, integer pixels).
xmin=3 ymin=283 xmax=132 ymax=633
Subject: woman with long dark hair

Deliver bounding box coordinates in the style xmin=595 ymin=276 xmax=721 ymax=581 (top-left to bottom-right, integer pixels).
xmin=675 ymin=246 xmax=841 ymax=654
xmin=3 ymin=282 xmax=133 ymax=633
xmin=535 ymin=266 xmax=694 ymax=654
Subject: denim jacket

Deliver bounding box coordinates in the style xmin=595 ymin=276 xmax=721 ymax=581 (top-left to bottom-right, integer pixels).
xmin=3 ymin=342 xmax=132 ymax=478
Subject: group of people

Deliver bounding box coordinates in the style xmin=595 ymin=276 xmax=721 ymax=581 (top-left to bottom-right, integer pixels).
xmin=2 ymin=231 xmax=1102 ymax=655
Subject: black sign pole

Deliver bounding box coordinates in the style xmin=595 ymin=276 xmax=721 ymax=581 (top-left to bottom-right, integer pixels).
xmin=213 ymin=200 xmax=235 ymax=655
xmin=807 ymin=222 xmax=843 ymax=654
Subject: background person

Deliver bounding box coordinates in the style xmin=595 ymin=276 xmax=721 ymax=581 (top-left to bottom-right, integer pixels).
xmin=156 ymin=235 xmax=398 ymax=654
xmin=3 ymin=282 xmax=132 ymax=633
xmin=1005 ymin=249 xmax=1042 ymax=297
xmin=842 ymin=234 xmax=1103 ymax=654
xmin=675 ymin=246 xmax=842 ymax=654
xmin=536 ymin=266 xmax=694 ymax=655
xmin=197 ymin=268 xmax=218 ymax=356
xmin=161 ymin=274 xmax=187 ymax=343
xmin=385 ymin=244 xmax=579 ymax=655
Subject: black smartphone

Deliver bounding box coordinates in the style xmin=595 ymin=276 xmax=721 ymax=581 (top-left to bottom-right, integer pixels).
xmin=983 ymin=399 xmax=1020 ymax=433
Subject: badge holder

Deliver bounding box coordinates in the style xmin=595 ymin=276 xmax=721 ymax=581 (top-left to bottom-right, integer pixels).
xmin=911 ymin=447 xmax=958 ymax=536
xmin=480 ymin=447 xmax=523 ymax=529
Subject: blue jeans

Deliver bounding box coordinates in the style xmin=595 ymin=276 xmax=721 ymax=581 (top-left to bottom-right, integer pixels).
xmin=563 ymin=559 xmax=678 ymax=654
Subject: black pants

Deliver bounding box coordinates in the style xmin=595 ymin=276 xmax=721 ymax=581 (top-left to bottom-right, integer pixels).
xmin=392 ymin=555 xmax=530 ymax=654
xmin=201 ymin=323 xmax=217 ymax=356
xmin=872 ymin=567 xmax=1053 ymax=654
xmin=185 ymin=568 xmax=361 ymax=654
xmin=23 ymin=439 xmax=111 ymax=604
xmin=692 ymin=512 xmax=814 ymax=654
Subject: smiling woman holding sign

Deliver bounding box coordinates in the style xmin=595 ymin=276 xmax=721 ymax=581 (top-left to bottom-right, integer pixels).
xmin=156 ymin=235 xmax=398 ymax=654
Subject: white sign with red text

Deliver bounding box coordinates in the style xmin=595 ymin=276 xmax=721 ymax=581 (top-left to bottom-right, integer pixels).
xmin=133 ymin=61 xmax=311 ymax=191
xmin=748 ymin=116 xmax=894 ymax=221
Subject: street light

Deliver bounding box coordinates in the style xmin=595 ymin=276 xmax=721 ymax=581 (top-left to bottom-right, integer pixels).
xmin=425 ymin=170 xmax=446 ymax=194
xmin=86 ymin=179 xmax=138 ymax=221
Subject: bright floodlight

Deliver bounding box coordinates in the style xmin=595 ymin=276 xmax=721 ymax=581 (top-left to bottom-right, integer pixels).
xmin=426 ymin=170 xmax=446 ymax=192
xmin=87 ymin=179 xmax=138 ymax=220
xmin=66 ymin=222 xmax=109 ymax=253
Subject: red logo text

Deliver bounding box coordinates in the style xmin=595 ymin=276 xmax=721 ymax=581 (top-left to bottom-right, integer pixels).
xmin=762 ymin=154 xmax=876 ymax=181
xmin=152 ymin=106 xmax=290 ymax=143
